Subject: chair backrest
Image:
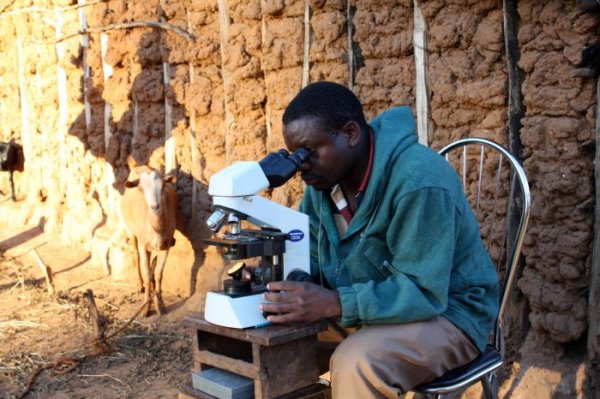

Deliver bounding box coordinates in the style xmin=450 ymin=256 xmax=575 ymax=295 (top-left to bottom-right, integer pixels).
xmin=438 ymin=138 xmax=531 ymax=354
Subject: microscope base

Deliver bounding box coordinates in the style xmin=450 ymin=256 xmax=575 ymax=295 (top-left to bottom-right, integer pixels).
xmin=204 ymin=290 xmax=271 ymax=329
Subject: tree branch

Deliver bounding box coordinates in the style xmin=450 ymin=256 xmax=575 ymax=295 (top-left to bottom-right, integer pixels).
xmin=0 ymin=0 xmax=108 ymax=19
xmin=56 ymin=21 xmax=196 ymax=43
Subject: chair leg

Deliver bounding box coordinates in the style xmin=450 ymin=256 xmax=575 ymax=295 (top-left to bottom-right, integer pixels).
xmin=480 ymin=371 xmax=498 ymax=399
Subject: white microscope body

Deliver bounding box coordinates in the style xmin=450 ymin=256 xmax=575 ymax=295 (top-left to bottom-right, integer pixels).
xmin=204 ymin=149 xmax=311 ymax=329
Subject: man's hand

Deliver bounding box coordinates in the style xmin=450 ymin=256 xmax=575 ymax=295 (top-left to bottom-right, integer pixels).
xmin=260 ymin=281 xmax=341 ymax=323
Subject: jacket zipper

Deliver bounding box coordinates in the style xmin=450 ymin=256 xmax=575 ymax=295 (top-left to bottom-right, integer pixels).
xmin=382 ymin=260 xmax=395 ymax=275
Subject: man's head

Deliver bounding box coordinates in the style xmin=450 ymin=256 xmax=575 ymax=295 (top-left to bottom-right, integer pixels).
xmin=282 ymin=81 xmax=370 ymax=191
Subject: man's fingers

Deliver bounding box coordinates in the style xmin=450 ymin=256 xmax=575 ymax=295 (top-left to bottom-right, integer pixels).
xmin=265 ymin=312 xmax=298 ymax=323
xmin=263 ymin=290 xmax=289 ymax=302
xmin=259 ymin=302 xmax=304 ymax=323
xmin=260 ymin=301 xmax=294 ymax=314
xmin=266 ymin=280 xmax=301 ymax=292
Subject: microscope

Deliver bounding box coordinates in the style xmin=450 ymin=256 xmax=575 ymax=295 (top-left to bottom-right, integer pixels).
xmin=203 ymin=148 xmax=312 ymax=329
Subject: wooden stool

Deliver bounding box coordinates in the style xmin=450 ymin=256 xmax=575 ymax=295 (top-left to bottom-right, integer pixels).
xmin=180 ymin=313 xmax=330 ymax=399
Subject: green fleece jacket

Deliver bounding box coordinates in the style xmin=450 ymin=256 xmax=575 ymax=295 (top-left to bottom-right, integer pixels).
xmin=299 ymin=106 xmax=499 ymax=352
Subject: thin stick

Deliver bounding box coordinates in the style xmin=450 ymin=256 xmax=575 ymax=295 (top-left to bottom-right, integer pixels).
xmin=56 ymin=21 xmax=196 ymax=43
xmin=0 ymin=0 xmax=107 ymax=18
xmin=103 ymin=293 xmax=156 ymax=341
xmin=77 ymin=373 xmax=131 ymax=390
xmin=32 ymin=249 xmax=54 ymax=295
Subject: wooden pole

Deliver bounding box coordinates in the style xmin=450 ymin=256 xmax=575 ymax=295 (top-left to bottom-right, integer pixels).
xmin=186 ymin=9 xmax=199 ymax=220
xmin=502 ymin=0 xmax=529 ymax=361
xmin=55 ymin=6 xmax=68 ymax=200
xmin=588 ymin=75 xmax=600 ymax=385
xmin=413 ymin=0 xmax=430 ymax=146
xmin=217 ymin=0 xmax=233 ymax=163
xmin=83 ymin=289 xmax=105 ymax=342
xmin=346 ymin=3 xmax=354 ymax=90
xmin=302 ymin=0 xmax=311 ymax=88
xmin=32 ymin=249 xmax=54 ymax=295
xmin=100 ymin=32 xmax=117 ymax=214
xmin=78 ymin=0 xmax=91 ymax=132
xmin=163 ymin=55 xmax=176 ymax=174
xmin=16 ymin=34 xmax=31 ymax=177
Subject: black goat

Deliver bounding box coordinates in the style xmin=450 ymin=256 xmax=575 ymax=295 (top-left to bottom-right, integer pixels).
xmin=0 ymin=141 xmax=18 ymax=201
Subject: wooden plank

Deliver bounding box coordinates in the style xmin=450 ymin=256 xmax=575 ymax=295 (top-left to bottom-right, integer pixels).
xmin=185 ymin=313 xmax=327 ymax=346
xmin=196 ymin=350 xmax=261 ymax=379
xmin=253 ymin=336 xmax=319 ymax=398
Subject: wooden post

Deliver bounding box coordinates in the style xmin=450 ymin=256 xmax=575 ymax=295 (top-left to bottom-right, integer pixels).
xmin=216 ymin=0 xmax=233 ymax=163
xmin=588 ymin=75 xmax=600 ymax=387
xmin=83 ymin=289 xmax=106 ymax=342
xmin=302 ymin=0 xmax=311 ymax=88
xmin=32 ymin=249 xmax=54 ymax=295
xmin=78 ymin=0 xmax=91 ymax=131
xmin=186 ymin=9 xmax=199 ymax=221
xmin=55 ymin=7 xmax=69 ymax=200
xmin=100 ymin=32 xmax=117 ymax=214
xmin=16 ymin=34 xmax=31 ymax=174
xmin=346 ymin=3 xmax=354 ymax=90
xmin=163 ymin=16 xmax=176 ymax=175
xmin=502 ymin=0 xmax=529 ymax=361
xmin=413 ymin=0 xmax=430 ymax=146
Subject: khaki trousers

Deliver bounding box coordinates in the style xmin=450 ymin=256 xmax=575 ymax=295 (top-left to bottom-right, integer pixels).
xmin=320 ymin=316 xmax=479 ymax=399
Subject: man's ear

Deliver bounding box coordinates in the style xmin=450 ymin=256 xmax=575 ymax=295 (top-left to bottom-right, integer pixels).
xmin=342 ymin=121 xmax=362 ymax=147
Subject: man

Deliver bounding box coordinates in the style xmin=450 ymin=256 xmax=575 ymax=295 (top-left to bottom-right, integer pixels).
xmin=259 ymin=81 xmax=499 ymax=398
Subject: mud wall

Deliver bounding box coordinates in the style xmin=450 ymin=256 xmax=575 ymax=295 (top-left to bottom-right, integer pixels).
xmin=516 ymin=1 xmax=598 ymax=345
xmin=0 ymin=0 xmax=598 ymax=359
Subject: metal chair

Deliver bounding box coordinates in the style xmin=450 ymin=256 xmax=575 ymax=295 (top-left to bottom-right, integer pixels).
xmin=412 ymin=138 xmax=531 ymax=399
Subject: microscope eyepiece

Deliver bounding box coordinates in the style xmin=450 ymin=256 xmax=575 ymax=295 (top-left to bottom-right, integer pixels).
xmin=288 ymin=147 xmax=309 ymax=168
xmin=258 ymin=147 xmax=309 ymax=189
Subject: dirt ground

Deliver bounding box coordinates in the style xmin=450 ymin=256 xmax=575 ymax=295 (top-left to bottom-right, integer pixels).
xmin=0 ymin=221 xmax=197 ymax=399
xmin=0 ymin=217 xmax=591 ymax=399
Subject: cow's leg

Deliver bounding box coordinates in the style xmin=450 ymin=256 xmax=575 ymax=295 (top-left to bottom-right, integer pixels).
xmin=138 ymin=244 xmax=153 ymax=317
xmin=153 ymin=249 xmax=169 ymax=315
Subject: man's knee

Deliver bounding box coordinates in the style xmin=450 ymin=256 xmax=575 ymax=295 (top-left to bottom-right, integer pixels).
xmin=330 ymin=331 xmax=376 ymax=375
xmin=329 ymin=332 xmax=402 ymax=398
